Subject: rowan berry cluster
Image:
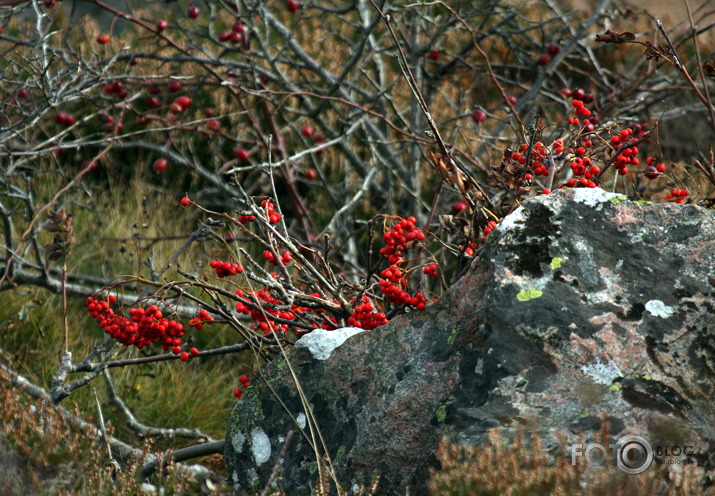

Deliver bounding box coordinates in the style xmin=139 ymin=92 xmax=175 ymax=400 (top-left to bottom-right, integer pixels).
xmin=233 ymin=374 xmax=250 ymax=399
xmin=347 ymin=296 xmax=389 ymax=330
xmin=236 ymin=198 xmax=280 ymax=224
xmin=379 ymin=217 xmax=425 ymax=264
xmin=85 ymin=296 xmax=186 ymax=352
xmin=378 ymin=265 xmax=427 ymax=309
xmin=209 ymin=260 xmax=244 ymax=278
xmin=235 ymin=288 xmax=308 ymax=334
xmin=667 ymin=189 xmax=689 ymax=203
xmin=644 ymin=157 xmax=667 ymax=179
xmin=263 ymin=250 xmax=292 ymax=265
xmin=422 ymin=264 xmax=438 ymax=277
xmin=189 ymin=308 xmax=214 ymax=330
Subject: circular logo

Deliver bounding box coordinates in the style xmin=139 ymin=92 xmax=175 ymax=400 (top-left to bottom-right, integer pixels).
xmin=615 ymin=435 xmax=653 ymax=474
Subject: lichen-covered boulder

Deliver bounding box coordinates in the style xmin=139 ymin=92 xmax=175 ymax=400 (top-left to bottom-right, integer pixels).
xmin=224 ymin=188 xmax=715 ymax=495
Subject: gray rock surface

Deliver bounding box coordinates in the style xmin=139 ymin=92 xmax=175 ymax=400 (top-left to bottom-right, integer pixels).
xmin=224 ymin=188 xmax=715 ymax=495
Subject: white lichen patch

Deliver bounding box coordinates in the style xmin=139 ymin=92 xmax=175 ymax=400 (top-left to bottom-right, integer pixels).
xmin=496 ymin=203 xmax=526 ymax=232
xmin=250 ymin=428 xmax=271 ymax=466
xmin=580 ymin=360 xmax=622 ymax=385
xmin=232 ymin=431 xmax=246 ymax=454
xmin=296 ymin=412 xmax=307 ymax=429
xmin=294 ymin=327 xmax=365 ymax=360
xmin=645 ymin=299 xmax=674 ymax=318
xmin=573 ymin=188 xmax=623 ymax=209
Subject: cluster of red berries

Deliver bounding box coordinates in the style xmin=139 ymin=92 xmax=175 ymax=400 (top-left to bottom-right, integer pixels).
xmin=179 ymin=347 xmax=200 ymax=362
xmin=235 ymin=289 xmax=300 ymax=334
xmin=219 ymin=22 xmax=246 ymax=45
xmin=234 ymin=286 xmax=340 ymax=335
xmin=210 ymin=260 xmax=244 ymax=278
xmin=644 ymin=156 xmax=667 ymax=179
xmin=379 ymin=217 xmax=425 ymax=264
xmin=422 ymin=264 xmax=438 ymax=277
xmin=103 ymin=81 xmax=128 ymax=99
xmin=300 ymin=125 xmax=325 ymax=155
xmin=233 ymin=374 xmax=251 ymax=398
xmin=236 ymin=199 xmax=281 ymax=224
xmin=609 ymin=128 xmax=641 ymax=176
xmin=457 ymin=241 xmax=478 ymax=257
xmin=85 ymin=296 xmax=186 ymax=351
xmin=378 ymin=265 xmax=427 ymax=309
xmin=666 ymin=189 xmax=689 ymax=204
xmin=189 ymin=308 xmax=214 ymax=330
xmin=170 ymin=95 xmax=192 ymax=113
xmin=263 ymin=250 xmax=292 ymax=265
xmin=346 ymin=297 xmax=389 ymax=330
xmin=482 ymin=221 xmax=498 ymax=235
xmin=54 ymin=112 xmax=76 ymax=126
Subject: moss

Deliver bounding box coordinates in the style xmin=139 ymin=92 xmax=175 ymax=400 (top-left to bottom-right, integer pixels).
xmin=436 ymin=405 xmax=447 ymax=423
xmin=550 ymin=257 xmax=563 ymax=270
xmin=609 ymin=195 xmax=628 ymax=205
xmin=517 ymin=289 xmax=543 ymax=301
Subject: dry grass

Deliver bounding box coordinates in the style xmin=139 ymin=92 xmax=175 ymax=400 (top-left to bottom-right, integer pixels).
xmin=428 ymin=426 xmax=715 ymax=496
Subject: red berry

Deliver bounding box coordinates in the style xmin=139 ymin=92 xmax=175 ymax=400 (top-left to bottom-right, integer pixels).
xmin=507 ymin=95 xmax=517 ymax=105
xmin=97 ymin=34 xmax=111 ymax=44
xmin=571 ymin=88 xmax=585 ymax=100
xmin=471 ymin=109 xmax=487 ymax=123
xmin=179 ymin=352 xmax=189 ymax=361
xmin=301 ymin=125 xmax=314 ymax=138
xmin=452 ymin=198 xmax=469 ymax=214
xmin=153 ymin=158 xmax=168 ymax=173
xmin=156 ymin=19 xmax=168 ymax=31
xmin=427 ymin=48 xmax=441 ymax=60
xmin=17 ymin=88 xmax=29 ymax=100
xmin=181 ymin=196 xmax=190 ymax=206
xmin=546 ymin=42 xmax=561 ymax=56
xmin=187 ymin=4 xmax=200 ymax=19
xmin=233 ymin=389 xmax=243 ymax=398
xmin=232 ymin=22 xmax=244 ymax=33
xmin=175 ymin=96 xmax=192 ymax=110
xmin=304 ymin=168 xmax=318 ymax=180
xmin=644 ymin=166 xmax=659 ymax=179
xmin=656 ymin=163 xmax=666 ymax=173
xmin=286 ymin=0 xmax=300 ymax=12
xmin=167 ymin=80 xmax=182 ymax=93
xmin=536 ymin=53 xmax=551 ymax=66
xmin=233 ymin=148 xmax=249 ymax=161
xmin=190 ymin=347 xmax=199 ymax=356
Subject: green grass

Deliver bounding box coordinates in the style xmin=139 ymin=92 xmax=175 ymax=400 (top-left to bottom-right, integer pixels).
xmin=0 ymin=174 xmax=254 ymax=448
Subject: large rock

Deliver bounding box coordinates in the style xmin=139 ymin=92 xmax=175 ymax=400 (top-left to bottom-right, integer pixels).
xmin=224 ymin=188 xmax=715 ymax=495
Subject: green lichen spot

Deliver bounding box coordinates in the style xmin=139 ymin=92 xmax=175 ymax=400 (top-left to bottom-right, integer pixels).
xmin=309 ymin=461 xmax=317 ymax=475
xmin=275 ymin=358 xmax=287 ymax=371
xmin=435 ymin=405 xmax=447 ymax=423
xmin=517 ymin=288 xmax=543 ymax=301
xmin=447 ymin=328 xmax=458 ymax=345
xmin=610 ymin=195 xmax=628 ymax=205
xmin=608 ymin=384 xmax=621 ymax=392
xmin=633 ymin=200 xmax=652 ymax=206
xmin=336 ymin=445 xmax=346 ymax=461
xmin=580 ymin=412 xmax=590 ymax=418
xmin=642 ymin=374 xmax=652 ymax=381
xmin=550 ymin=257 xmax=563 ymax=270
